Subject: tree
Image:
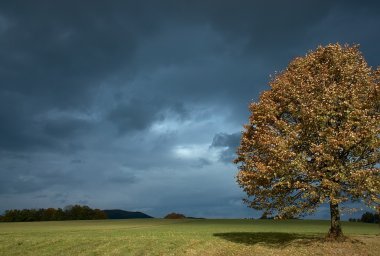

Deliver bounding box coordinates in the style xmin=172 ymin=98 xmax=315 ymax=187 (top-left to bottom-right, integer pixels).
xmin=234 ymin=43 xmax=380 ymax=239
xmin=0 ymin=206 xmax=107 ymax=222
xmin=360 ymin=211 xmax=379 ymax=224
xmin=361 ymin=212 xmax=375 ymax=223
xmin=164 ymin=212 xmax=186 ymax=219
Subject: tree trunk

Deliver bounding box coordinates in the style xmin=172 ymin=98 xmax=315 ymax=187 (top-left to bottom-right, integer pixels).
xmin=327 ymin=202 xmax=344 ymax=239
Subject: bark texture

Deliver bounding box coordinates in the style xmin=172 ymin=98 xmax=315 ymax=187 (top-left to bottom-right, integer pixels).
xmin=327 ymin=202 xmax=343 ymax=239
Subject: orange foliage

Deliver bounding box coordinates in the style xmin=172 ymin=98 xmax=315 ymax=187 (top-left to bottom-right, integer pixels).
xmin=235 ymin=44 xmax=380 ymax=222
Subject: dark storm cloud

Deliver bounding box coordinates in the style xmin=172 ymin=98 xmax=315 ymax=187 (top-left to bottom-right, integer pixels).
xmin=0 ymin=92 xmax=42 ymax=151
xmin=0 ymin=91 xmax=93 ymax=152
xmin=0 ymin=0 xmax=379 ymax=218
xmin=106 ymin=98 xmax=192 ymax=135
xmin=106 ymin=173 xmax=137 ymax=184
xmin=43 ymin=118 xmax=93 ymax=139
xmin=0 ymin=5 xmax=137 ymax=106
xmin=211 ymin=133 xmax=241 ymax=148
xmin=107 ymin=100 xmax=159 ymax=134
xmin=0 ymin=164 xmax=81 ymax=194
xmin=1 ymin=0 xmax=378 ymax=151
xmin=211 ymin=132 xmax=241 ymax=163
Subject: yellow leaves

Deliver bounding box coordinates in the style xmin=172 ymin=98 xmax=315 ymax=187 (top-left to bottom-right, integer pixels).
xmin=310 ymin=143 xmax=323 ymax=154
xmin=321 ymin=178 xmax=332 ymax=188
xmin=235 ymin=43 xmax=380 ymax=215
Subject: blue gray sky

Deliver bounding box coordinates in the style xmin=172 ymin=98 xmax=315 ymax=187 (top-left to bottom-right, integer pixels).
xmin=0 ymin=0 xmax=379 ymax=219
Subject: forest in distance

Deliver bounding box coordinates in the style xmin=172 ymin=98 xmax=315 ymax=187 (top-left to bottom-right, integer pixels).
xmin=1 ymin=205 xmax=379 ymax=224
xmin=0 ymin=205 xmax=152 ymax=222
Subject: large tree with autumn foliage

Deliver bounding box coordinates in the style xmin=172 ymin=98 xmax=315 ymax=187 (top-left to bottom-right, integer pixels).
xmin=234 ymin=44 xmax=380 ymax=239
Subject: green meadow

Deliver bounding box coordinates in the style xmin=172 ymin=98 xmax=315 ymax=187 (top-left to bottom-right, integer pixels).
xmin=0 ymin=219 xmax=379 ymax=255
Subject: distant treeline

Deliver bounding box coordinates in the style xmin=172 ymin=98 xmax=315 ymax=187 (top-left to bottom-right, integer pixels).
xmin=164 ymin=212 xmax=186 ymax=219
xmin=348 ymin=212 xmax=379 ymax=224
xmin=163 ymin=212 xmax=204 ymax=219
xmin=0 ymin=205 xmax=107 ymax=222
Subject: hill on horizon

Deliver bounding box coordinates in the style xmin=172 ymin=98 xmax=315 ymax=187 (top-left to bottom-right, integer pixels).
xmin=103 ymin=209 xmax=153 ymax=219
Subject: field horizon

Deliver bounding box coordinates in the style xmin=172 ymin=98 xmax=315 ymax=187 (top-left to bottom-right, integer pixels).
xmin=1 ymin=218 xmax=379 ymax=255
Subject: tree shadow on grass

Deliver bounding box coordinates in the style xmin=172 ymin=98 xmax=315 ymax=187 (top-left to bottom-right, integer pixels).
xmin=213 ymin=232 xmax=323 ymax=248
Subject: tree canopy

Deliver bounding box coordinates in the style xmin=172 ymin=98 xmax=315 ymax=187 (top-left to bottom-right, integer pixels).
xmin=235 ymin=43 xmax=380 ymax=238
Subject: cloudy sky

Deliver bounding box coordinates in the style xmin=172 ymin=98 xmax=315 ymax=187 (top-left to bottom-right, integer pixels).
xmin=0 ymin=0 xmax=379 ymax=219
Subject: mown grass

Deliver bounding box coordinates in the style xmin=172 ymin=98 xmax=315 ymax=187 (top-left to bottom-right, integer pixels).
xmin=0 ymin=219 xmax=379 ymax=255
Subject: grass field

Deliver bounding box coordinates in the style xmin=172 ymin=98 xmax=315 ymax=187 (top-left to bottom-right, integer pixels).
xmin=0 ymin=219 xmax=379 ymax=255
